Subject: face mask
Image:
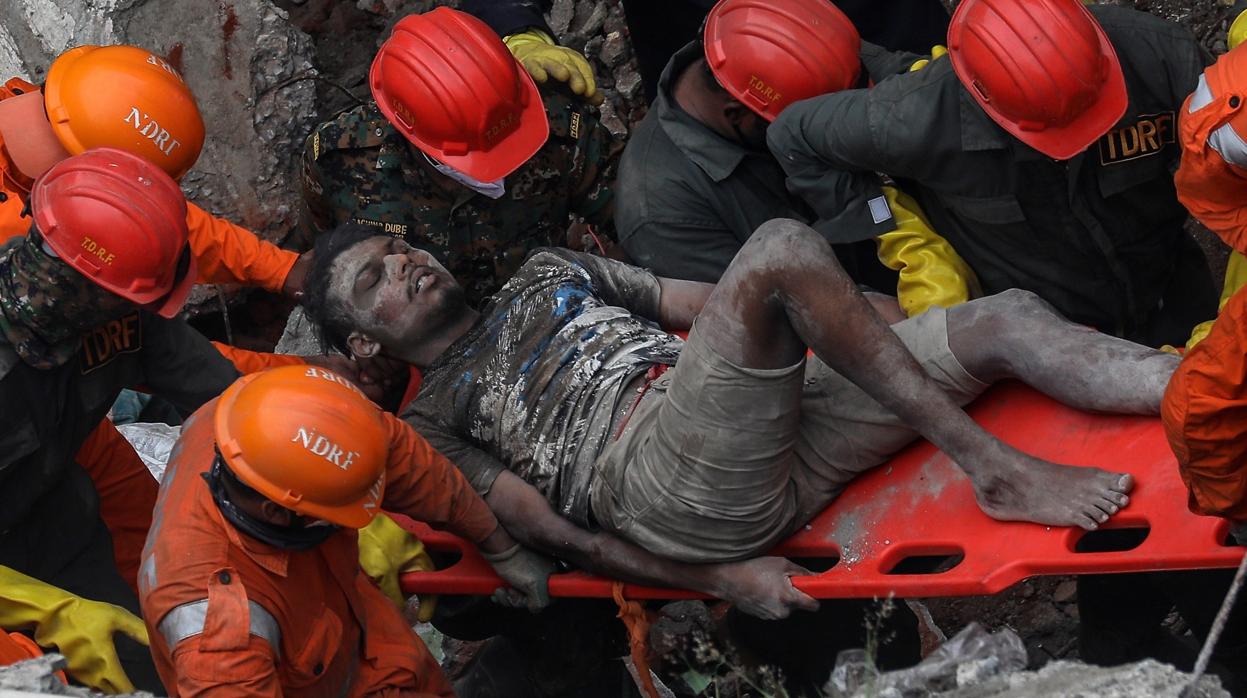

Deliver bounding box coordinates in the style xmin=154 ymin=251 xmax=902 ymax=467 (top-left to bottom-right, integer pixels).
xmin=204 ymin=457 xmax=341 ymax=552
xmin=0 ymin=230 xmax=135 ymax=369
xmin=423 ymin=153 xmax=506 ymax=199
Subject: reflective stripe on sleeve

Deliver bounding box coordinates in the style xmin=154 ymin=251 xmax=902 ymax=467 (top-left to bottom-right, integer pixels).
xmin=1190 ymin=74 xmax=1215 ymax=113
xmin=1209 ymin=121 xmax=1247 ymax=170
xmin=1191 ymin=74 xmax=1247 ymax=170
xmin=158 ymin=599 xmax=283 ymax=657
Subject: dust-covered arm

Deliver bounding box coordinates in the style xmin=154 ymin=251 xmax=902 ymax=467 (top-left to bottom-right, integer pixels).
xmin=485 ymin=470 xmax=817 ymax=619
xmin=410 ymin=407 xmax=816 ymax=618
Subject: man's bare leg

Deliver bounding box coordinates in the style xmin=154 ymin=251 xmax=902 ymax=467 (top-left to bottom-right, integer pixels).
xmin=696 ymin=219 xmax=1133 ymax=531
xmin=945 ymin=289 xmax=1178 ymax=415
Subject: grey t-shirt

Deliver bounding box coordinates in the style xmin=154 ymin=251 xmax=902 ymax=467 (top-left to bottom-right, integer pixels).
xmin=402 ymin=249 xmax=683 ymax=525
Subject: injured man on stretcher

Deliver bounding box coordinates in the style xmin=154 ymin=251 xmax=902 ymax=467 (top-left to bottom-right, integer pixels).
xmin=303 ymin=217 xmax=1178 ymax=619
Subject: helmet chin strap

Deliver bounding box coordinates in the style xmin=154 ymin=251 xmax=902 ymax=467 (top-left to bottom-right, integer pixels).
xmin=203 ymin=456 xmax=341 ymax=552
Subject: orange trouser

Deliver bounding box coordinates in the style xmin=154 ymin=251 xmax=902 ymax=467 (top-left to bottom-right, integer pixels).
xmin=75 ymin=420 xmax=157 ymax=596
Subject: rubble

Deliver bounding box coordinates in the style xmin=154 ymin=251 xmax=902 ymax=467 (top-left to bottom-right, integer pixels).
xmin=0 ymin=655 xmax=155 ymax=697
xmin=825 ymin=624 xmax=1230 ymax=698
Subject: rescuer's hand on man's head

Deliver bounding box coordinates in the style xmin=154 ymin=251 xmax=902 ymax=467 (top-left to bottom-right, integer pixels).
xmin=282 ymin=251 xmax=314 ymax=300
xmin=302 ymin=353 xmax=407 ymax=409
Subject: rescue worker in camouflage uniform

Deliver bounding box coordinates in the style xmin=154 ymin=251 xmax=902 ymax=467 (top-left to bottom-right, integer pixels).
xmin=301 ymin=7 xmax=621 ymax=305
xmin=0 ymin=149 xmax=244 ymax=693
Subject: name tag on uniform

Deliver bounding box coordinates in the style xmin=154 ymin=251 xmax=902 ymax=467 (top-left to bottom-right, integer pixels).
xmin=1098 ymin=112 xmax=1176 ymax=166
xmin=80 ymin=314 xmax=142 ymax=374
xmin=350 ymin=217 xmax=409 ymax=238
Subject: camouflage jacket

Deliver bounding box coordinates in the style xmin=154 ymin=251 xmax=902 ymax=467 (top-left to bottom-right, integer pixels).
xmin=301 ymin=93 xmax=621 ymax=304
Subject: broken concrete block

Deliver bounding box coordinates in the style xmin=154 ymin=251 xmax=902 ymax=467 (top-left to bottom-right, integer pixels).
xmin=0 ymin=0 xmax=318 ymax=269
xmin=600 ymin=30 xmax=628 ymax=67
xmin=0 ymin=654 xmax=157 ymax=697
xmin=548 ymin=0 xmax=575 ymax=35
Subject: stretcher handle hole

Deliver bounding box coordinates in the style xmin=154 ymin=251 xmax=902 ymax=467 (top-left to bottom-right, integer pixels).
xmin=787 ymin=556 xmax=840 ymax=573
xmin=1219 ymin=521 xmax=1245 ymax=548
xmin=428 ymin=549 xmax=464 ymax=569
xmin=1071 ymin=526 xmax=1149 ymax=553
xmin=882 ymin=547 xmax=965 ymax=575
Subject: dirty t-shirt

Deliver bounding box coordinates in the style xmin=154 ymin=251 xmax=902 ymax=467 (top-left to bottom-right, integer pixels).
xmin=402 ymin=249 xmax=683 ymax=525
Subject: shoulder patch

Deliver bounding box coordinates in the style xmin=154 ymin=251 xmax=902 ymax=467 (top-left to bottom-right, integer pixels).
xmin=1097 ymin=111 xmax=1176 ymax=166
xmin=542 ymin=92 xmax=589 ymax=142
xmin=80 ymin=313 xmax=142 ymax=374
xmin=310 ymin=105 xmax=395 ymax=161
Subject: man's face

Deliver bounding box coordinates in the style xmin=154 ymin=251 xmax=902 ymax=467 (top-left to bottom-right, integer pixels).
xmin=328 ymin=236 xmax=466 ymax=353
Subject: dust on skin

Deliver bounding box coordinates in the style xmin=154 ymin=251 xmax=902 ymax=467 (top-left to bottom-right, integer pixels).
xmin=403 ymin=250 xmax=682 ymax=524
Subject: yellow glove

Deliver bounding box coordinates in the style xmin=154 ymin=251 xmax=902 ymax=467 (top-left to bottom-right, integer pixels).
xmin=357 ymin=514 xmax=438 ymax=622
xmin=503 ymin=30 xmax=603 ymax=105
xmin=1182 ymin=250 xmax=1247 ymax=350
xmin=909 ymin=45 xmax=948 ymax=72
xmin=876 ymin=186 xmax=981 ymax=317
xmin=1231 ymin=8 xmax=1247 ymax=51
xmin=0 ymin=566 xmax=147 ymax=693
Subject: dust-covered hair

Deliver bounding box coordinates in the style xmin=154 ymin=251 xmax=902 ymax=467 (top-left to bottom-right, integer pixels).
xmin=301 ymin=222 xmax=390 ymax=356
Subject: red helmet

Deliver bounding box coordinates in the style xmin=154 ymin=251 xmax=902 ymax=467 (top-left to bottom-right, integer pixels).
xmin=704 ymin=0 xmax=861 ymax=122
xmin=31 ymin=147 xmax=193 ymax=318
xmin=370 ymin=7 xmax=549 ymax=182
xmin=948 ymin=0 xmax=1126 ymax=160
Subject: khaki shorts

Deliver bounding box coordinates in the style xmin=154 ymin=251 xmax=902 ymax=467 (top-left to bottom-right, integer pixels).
xmin=590 ymin=306 xmax=988 ymax=562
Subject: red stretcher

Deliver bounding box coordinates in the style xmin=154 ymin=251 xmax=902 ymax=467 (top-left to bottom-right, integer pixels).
xmin=397 ymin=382 xmax=1244 ymax=600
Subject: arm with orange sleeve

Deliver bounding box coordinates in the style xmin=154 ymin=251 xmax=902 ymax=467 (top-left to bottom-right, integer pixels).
xmin=371 ymin=414 xmax=554 ymax=611
xmin=356 ymin=415 xmax=497 ymax=615
xmin=185 ymin=203 xmax=300 ymax=295
xmin=162 ymin=569 xmax=283 ymax=698
xmin=378 ymin=413 xmax=500 ymax=545
xmin=169 ymin=635 xmax=282 ymax=698
xmin=211 ymin=342 xmax=305 ymax=375
xmin=1161 ymin=284 xmax=1247 ymax=527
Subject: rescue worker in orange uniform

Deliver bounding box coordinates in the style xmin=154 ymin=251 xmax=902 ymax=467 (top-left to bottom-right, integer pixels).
xmin=140 ymin=365 xmax=551 ymax=697
xmin=1095 ymin=19 xmax=1247 ymax=686
xmin=1154 ymin=39 xmax=1247 ymax=680
xmin=1163 ymin=36 xmax=1247 ymax=546
xmin=0 ymin=45 xmax=315 ymax=596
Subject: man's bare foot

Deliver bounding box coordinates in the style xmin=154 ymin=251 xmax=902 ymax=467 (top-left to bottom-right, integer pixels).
xmin=964 ymin=444 xmax=1133 ymax=530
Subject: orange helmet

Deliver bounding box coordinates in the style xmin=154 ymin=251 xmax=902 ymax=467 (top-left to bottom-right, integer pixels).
xmin=704 ymin=0 xmax=861 ymax=122
xmin=948 ymin=0 xmax=1126 ymax=160
xmin=32 ymin=147 xmax=194 ymax=318
xmin=214 ymin=365 xmax=390 ymax=529
xmin=370 ymin=7 xmax=549 ymax=182
xmin=0 ymin=45 xmax=205 ymax=181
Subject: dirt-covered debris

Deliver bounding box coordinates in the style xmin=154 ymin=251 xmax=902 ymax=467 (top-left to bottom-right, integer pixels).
xmin=0 ymin=655 xmax=156 ymax=698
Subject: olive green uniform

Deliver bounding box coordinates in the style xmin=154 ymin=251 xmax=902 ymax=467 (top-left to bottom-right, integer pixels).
xmin=301 ymin=93 xmax=621 ymax=304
